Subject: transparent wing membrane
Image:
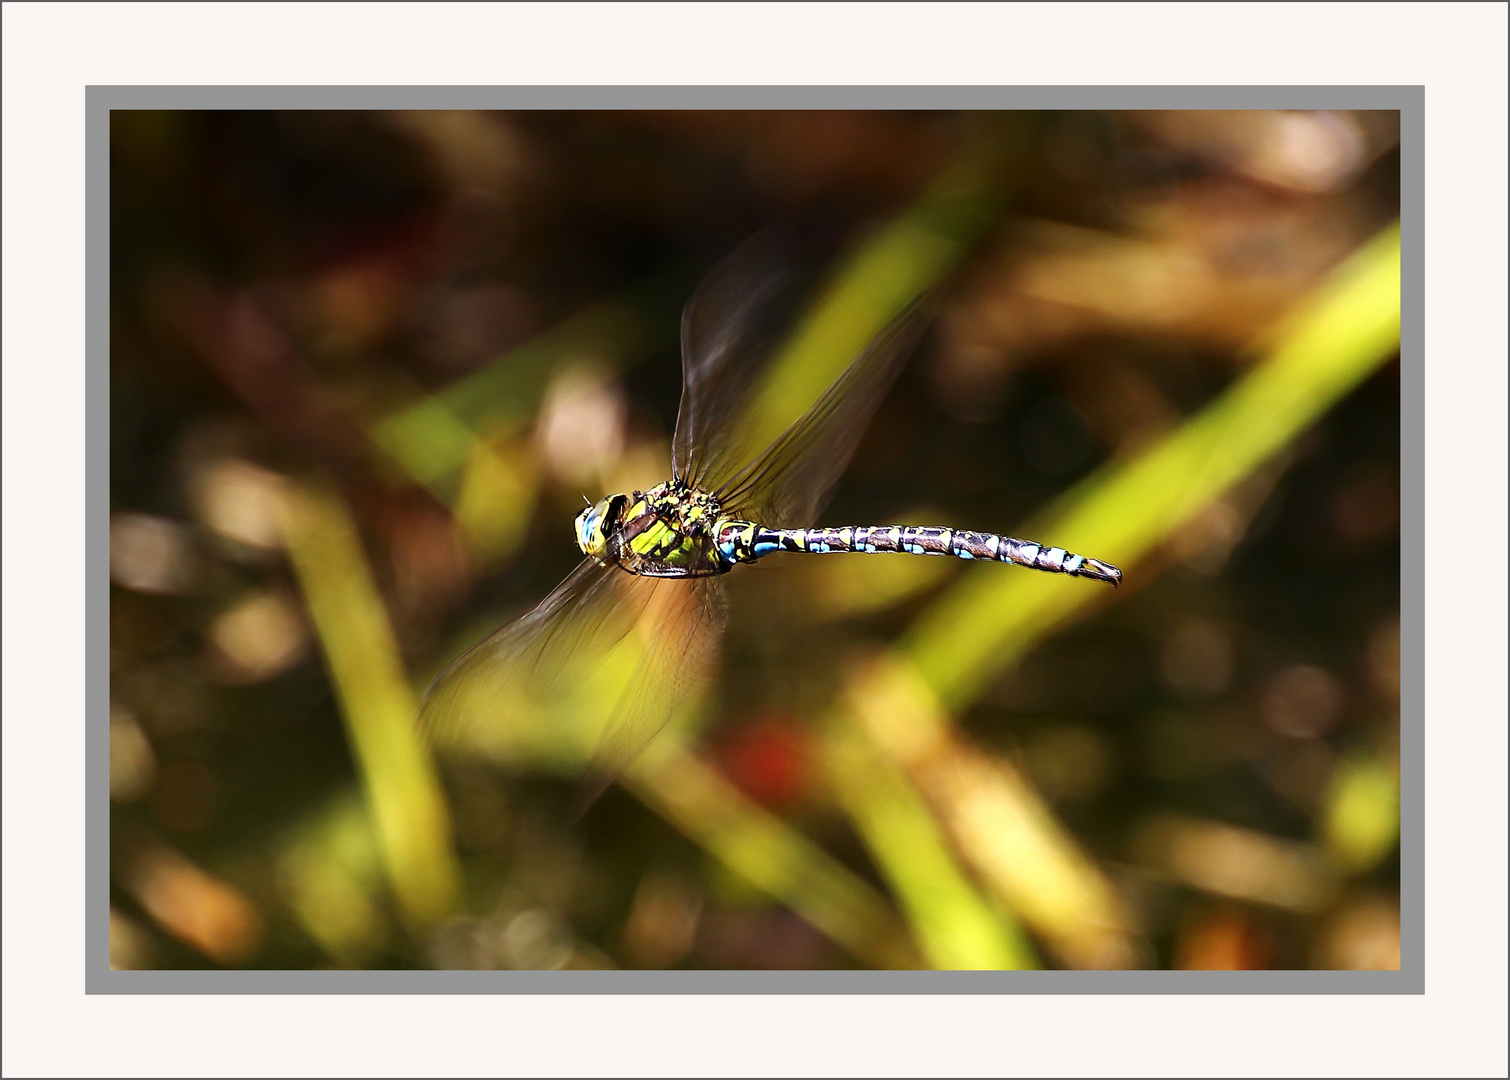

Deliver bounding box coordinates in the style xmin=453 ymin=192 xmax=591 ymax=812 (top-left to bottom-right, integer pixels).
xmin=419 ymin=558 xmax=654 ymax=749
xmin=671 ymin=229 xmax=823 ymax=492
xmin=569 ymin=574 xmax=728 ymax=817
xmin=421 ymin=559 xmax=729 ymax=817
xmin=716 ymin=292 xmax=935 ymax=528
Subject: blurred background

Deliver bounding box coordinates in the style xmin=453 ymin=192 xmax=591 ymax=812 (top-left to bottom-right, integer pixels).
xmin=109 ymin=108 xmax=1402 ymax=972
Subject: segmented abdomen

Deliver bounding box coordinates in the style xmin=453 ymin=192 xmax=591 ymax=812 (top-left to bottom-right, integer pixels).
xmin=716 ymin=521 xmax=1121 ymax=585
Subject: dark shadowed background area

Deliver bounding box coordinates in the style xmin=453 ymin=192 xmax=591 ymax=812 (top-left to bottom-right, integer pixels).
xmin=108 ymin=109 xmax=1401 ymax=972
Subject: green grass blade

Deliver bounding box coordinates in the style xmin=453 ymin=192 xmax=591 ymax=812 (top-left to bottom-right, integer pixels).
xmin=739 ymin=127 xmax=1023 ymax=454
xmin=824 ymin=715 xmax=1039 ymax=970
xmin=280 ymin=479 xmax=463 ymax=928
xmin=625 ymin=740 xmax=924 ymax=970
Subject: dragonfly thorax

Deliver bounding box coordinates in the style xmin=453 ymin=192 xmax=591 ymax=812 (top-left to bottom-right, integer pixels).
xmin=575 ymin=480 xmax=731 ymax=576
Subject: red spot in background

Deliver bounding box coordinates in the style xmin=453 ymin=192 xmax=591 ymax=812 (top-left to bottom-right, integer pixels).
xmin=1173 ymin=903 xmax=1274 ymax=970
xmin=712 ymin=714 xmax=810 ymax=809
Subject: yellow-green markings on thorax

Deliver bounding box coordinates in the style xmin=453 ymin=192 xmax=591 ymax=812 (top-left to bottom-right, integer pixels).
xmin=576 ymin=480 xmax=727 ymax=572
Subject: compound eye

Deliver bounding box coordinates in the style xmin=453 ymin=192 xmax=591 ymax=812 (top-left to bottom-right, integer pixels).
xmin=576 ymin=493 xmax=631 ymax=558
xmin=574 ymin=506 xmax=601 ymax=553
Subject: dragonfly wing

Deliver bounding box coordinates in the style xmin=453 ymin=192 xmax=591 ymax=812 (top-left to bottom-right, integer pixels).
xmin=419 ymin=557 xmax=658 ymax=750
xmin=715 ymin=291 xmax=935 ymax=529
xmin=671 ymin=228 xmax=823 ymax=491
xmin=421 ymin=559 xmax=726 ymax=818
xmin=569 ymin=573 xmax=728 ymax=818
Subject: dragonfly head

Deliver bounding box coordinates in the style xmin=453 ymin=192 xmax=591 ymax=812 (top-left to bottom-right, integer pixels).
xmin=575 ymin=493 xmax=629 ymax=559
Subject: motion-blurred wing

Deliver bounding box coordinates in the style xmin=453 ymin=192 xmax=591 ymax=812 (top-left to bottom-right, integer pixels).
xmin=715 ymin=292 xmax=935 ymax=529
xmin=569 ymin=574 xmax=728 ymax=818
xmin=421 ymin=560 xmax=727 ymax=819
xmin=419 ymin=558 xmax=656 ymax=750
xmin=671 ymin=229 xmax=821 ymax=491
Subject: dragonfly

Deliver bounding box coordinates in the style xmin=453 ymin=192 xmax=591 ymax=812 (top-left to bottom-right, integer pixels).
xmin=420 ymin=231 xmax=1121 ymax=814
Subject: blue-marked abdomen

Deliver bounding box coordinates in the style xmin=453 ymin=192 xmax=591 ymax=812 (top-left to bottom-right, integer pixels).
xmin=713 ymin=519 xmax=1120 ymax=585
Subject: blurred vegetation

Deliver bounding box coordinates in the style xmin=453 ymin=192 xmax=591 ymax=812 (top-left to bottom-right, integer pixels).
xmin=109 ymin=109 xmax=1402 ymax=972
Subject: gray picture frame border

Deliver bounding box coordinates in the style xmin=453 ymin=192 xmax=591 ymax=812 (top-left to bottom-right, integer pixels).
xmin=89 ymin=84 xmax=1422 ymax=995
